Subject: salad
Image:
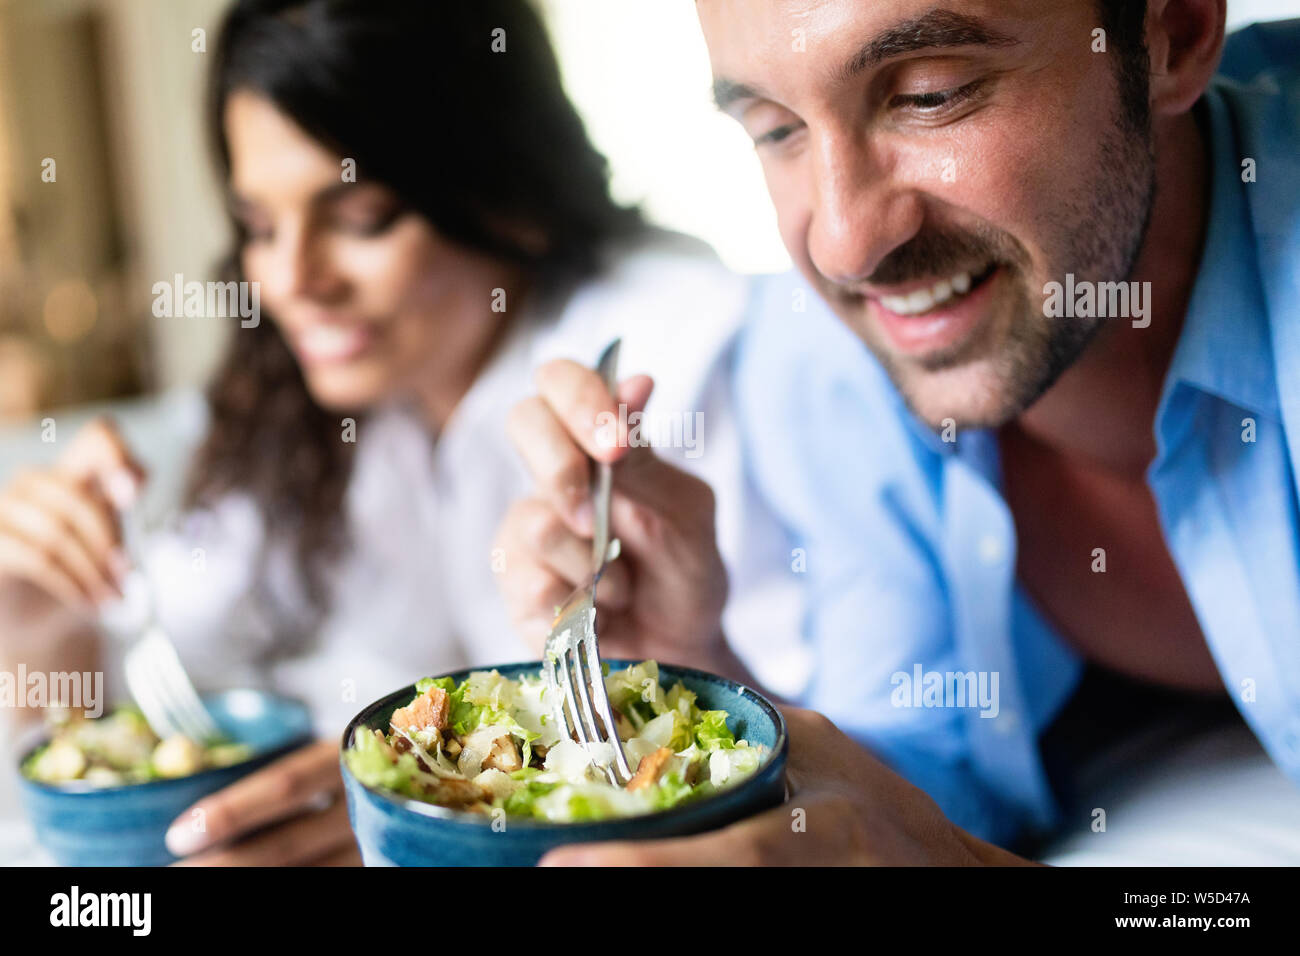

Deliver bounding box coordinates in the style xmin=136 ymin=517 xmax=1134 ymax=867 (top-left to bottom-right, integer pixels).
xmin=22 ymin=707 xmax=251 ymax=787
xmin=345 ymin=660 xmax=767 ymax=822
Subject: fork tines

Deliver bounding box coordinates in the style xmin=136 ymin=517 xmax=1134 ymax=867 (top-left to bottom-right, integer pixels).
xmin=543 ymin=589 xmax=634 ymax=787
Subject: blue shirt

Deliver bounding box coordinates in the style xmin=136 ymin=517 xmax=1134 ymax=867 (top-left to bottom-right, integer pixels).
xmin=734 ymin=20 xmax=1300 ymax=846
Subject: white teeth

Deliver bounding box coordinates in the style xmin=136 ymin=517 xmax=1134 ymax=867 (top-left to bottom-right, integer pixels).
xmin=880 ymin=268 xmax=980 ymax=316
xmin=299 ymin=325 xmax=367 ymax=360
xmin=905 ymin=288 xmax=935 ymax=313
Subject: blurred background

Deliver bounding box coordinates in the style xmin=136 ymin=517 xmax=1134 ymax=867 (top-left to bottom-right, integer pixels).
xmin=0 ymin=0 xmax=1295 ymax=433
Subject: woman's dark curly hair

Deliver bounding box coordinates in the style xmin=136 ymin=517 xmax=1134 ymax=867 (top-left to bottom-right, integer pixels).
xmin=189 ymin=0 xmax=642 ymax=613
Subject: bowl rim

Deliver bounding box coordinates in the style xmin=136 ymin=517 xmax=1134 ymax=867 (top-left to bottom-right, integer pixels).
xmin=16 ymin=689 xmax=314 ymax=797
xmin=339 ymin=658 xmax=789 ymax=830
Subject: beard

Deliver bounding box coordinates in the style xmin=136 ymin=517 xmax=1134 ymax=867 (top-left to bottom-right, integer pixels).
xmin=815 ymin=115 xmax=1157 ymax=432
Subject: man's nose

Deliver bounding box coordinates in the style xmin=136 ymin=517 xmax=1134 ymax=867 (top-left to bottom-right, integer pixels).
xmin=805 ymin=129 xmax=923 ymax=287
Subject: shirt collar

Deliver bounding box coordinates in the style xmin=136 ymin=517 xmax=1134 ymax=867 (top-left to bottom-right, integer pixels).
xmin=1157 ymin=80 xmax=1280 ymax=422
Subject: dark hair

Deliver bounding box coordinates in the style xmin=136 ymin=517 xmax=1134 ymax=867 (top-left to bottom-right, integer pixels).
xmin=1098 ymin=0 xmax=1151 ymax=134
xmin=188 ymin=0 xmax=641 ymax=615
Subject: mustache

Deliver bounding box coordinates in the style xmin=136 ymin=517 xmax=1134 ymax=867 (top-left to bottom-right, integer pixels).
xmin=834 ymin=224 xmax=1026 ymax=291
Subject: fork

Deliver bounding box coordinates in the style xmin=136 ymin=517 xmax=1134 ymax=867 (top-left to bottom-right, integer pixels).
xmin=117 ymin=500 xmax=221 ymax=744
xmin=543 ymin=338 xmax=635 ymax=787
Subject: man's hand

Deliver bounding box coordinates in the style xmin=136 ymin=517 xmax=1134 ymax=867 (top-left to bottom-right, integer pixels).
xmin=540 ymin=708 xmax=1038 ymax=866
xmin=165 ymin=740 xmax=360 ymax=866
xmin=495 ymin=359 xmax=731 ymax=669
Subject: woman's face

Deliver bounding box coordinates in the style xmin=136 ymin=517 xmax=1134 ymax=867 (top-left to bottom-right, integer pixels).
xmin=224 ymin=90 xmax=518 ymax=415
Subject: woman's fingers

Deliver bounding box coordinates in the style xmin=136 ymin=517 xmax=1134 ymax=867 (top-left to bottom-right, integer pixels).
xmin=58 ymin=417 xmax=147 ymax=505
xmin=165 ymin=741 xmax=341 ymax=857
xmin=0 ymin=520 xmax=93 ymax=608
xmin=0 ymin=491 xmax=113 ymax=605
xmin=9 ymin=470 xmax=122 ymax=595
xmin=171 ymin=799 xmax=354 ymax=867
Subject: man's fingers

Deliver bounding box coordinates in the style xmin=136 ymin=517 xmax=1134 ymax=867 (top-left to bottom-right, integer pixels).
xmin=535 ymin=360 xmax=654 ymax=464
xmin=500 ymin=556 xmax=578 ymax=623
xmin=539 ymin=790 xmax=857 ymax=867
xmin=165 ymin=741 xmax=340 ymax=856
xmin=498 ymin=498 xmax=632 ymax=612
xmin=540 ymin=808 xmax=772 ymax=867
xmin=314 ymin=843 xmax=363 ymax=866
xmin=171 ymin=799 xmax=353 ymax=867
xmin=502 ymin=498 xmax=594 ymax=586
xmin=507 ymin=397 xmax=595 ymax=534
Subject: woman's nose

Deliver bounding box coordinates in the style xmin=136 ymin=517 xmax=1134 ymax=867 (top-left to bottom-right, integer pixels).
xmin=265 ymin=224 xmax=342 ymax=302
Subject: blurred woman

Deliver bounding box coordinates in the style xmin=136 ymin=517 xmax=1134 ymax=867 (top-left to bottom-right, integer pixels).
xmin=0 ymin=0 xmax=800 ymax=864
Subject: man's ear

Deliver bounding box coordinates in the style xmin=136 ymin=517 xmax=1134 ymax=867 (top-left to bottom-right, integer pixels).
xmin=1145 ymin=0 xmax=1226 ymax=116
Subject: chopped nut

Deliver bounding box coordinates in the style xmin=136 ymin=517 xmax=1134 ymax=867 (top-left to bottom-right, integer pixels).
xmin=482 ymin=736 xmax=522 ymax=773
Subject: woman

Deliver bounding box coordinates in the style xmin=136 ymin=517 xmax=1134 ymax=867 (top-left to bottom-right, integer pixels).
xmin=0 ymin=0 xmax=802 ymax=865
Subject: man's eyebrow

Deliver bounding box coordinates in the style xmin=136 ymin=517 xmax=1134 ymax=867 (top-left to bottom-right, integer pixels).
xmin=711 ymin=8 xmax=1020 ymax=114
xmin=712 ymin=77 xmax=764 ymax=113
xmin=839 ymin=8 xmax=1020 ymax=79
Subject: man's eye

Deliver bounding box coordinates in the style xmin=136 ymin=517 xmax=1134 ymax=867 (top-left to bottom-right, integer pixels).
xmin=754 ymin=123 xmax=803 ymax=147
xmin=891 ymin=80 xmax=983 ymax=113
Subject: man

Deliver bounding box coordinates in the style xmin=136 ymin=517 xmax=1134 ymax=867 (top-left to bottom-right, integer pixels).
xmin=495 ymin=0 xmax=1300 ymax=864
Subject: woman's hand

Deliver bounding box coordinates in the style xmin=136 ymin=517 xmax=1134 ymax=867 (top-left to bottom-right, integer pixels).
xmin=494 ymin=359 xmax=733 ymax=672
xmin=540 ymin=708 xmax=1039 ymax=867
xmin=166 ymin=740 xmax=361 ymax=866
xmin=0 ymin=417 xmax=145 ymax=610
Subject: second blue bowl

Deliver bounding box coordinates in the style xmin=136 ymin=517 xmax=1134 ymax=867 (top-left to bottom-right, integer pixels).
xmin=17 ymin=689 xmax=314 ymax=866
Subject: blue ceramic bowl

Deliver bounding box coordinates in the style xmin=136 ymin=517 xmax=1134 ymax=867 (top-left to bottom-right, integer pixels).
xmin=17 ymin=689 xmax=313 ymax=866
xmin=341 ymin=660 xmax=788 ymax=866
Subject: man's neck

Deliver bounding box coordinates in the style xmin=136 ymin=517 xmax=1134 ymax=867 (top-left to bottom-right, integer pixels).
xmin=1009 ymin=107 xmax=1212 ymax=478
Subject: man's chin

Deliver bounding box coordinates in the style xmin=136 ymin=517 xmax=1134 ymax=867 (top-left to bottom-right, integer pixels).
xmin=889 ymin=359 xmax=1029 ymax=433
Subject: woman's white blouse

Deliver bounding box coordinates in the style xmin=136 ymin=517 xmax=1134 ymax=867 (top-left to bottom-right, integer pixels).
xmin=116 ymin=234 xmax=811 ymax=737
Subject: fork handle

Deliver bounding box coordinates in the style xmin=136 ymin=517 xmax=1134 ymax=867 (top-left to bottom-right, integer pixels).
xmin=590 ymin=338 xmax=621 ymax=574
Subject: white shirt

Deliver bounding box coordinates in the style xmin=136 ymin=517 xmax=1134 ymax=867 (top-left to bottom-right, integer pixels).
xmin=113 ymin=233 xmax=810 ymax=737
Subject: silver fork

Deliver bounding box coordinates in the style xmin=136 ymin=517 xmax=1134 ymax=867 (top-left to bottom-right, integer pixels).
xmin=118 ymin=502 xmax=221 ymax=743
xmin=543 ymin=338 xmax=635 ymax=787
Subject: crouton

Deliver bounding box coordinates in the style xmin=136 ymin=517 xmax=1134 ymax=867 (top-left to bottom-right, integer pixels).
xmin=390 ymin=685 xmax=450 ymax=734
xmin=626 ymin=746 xmax=673 ymax=791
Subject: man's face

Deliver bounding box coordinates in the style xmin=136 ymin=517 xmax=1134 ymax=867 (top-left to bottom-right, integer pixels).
xmin=698 ymin=0 xmax=1155 ymax=428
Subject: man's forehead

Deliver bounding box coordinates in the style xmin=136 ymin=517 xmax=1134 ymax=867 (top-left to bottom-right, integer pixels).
xmin=699 ymin=0 xmax=1047 ymax=106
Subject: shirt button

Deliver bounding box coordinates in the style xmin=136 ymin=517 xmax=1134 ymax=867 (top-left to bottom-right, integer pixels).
xmin=978 ymin=534 xmax=1005 ymax=565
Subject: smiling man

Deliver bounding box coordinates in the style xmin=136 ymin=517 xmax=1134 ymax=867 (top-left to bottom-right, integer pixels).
xmin=496 ymin=0 xmax=1300 ymax=864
